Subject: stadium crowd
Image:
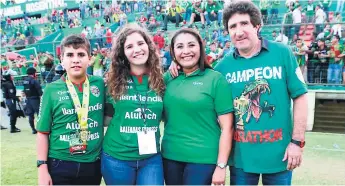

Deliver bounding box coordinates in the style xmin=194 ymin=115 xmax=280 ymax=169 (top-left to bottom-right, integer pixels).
xmin=1 ymin=0 xmax=345 ymax=85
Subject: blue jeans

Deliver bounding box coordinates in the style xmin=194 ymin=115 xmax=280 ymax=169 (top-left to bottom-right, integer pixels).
xmin=327 ymin=63 xmax=342 ymax=84
xmin=48 ymin=158 xmax=102 ymax=185
xmin=184 ymin=8 xmax=192 ymax=22
xmin=101 ymin=152 xmax=164 ymax=185
xmin=163 ymin=158 xmax=216 ymax=185
xmin=204 ymin=11 xmax=222 ymax=25
xmin=230 ymin=166 xmax=292 ymax=185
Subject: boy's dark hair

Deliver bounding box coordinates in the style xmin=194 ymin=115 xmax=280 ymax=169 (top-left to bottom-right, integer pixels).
xmin=60 ymin=34 xmax=91 ymax=56
xmin=333 ymin=35 xmax=340 ymax=41
xmin=223 ymin=1 xmax=262 ymax=30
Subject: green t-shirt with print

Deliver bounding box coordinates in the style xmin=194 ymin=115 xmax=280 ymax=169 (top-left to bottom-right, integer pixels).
xmin=180 ymin=1 xmax=192 ymax=10
xmin=305 ymin=4 xmax=315 ymax=16
xmin=103 ymin=75 xmax=163 ymax=161
xmin=191 ymin=4 xmax=205 ymax=15
xmin=205 ymin=2 xmax=221 ymax=14
xmin=162 ymin=68 xmax=234 ymax=164
xmin=36 ymin=75 xmax=105 ymax=163
xmin=215 ymin=40 xmax=308 ymax=174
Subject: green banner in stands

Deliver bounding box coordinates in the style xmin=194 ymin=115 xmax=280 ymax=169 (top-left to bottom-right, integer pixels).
xmin=2 ymin=0 xmax=80 ymax=18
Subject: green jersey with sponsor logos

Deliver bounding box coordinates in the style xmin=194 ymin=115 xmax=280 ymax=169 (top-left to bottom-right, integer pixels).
xmin=36 ymin=75 xmax=105 ymax=162
xmin=162 ymin=68 xmax=234 ymax=164
xmin=103 ymin=75 xmax=163 ymax=161
xmin=215 ymin=39 xmax=308 ymax=173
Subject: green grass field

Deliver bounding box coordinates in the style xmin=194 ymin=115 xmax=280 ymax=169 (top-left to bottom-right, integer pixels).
xmin=1 ymin=117 xmax=345 ymax=185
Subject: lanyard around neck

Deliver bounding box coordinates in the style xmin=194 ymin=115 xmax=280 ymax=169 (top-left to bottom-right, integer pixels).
xmin=66 ymin=76 xmax=90 ymax=143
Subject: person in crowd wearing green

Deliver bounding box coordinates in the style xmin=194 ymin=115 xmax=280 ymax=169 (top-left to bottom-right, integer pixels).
xmin=204 ymin=0 xmax=222 ymax=27
xmin=102 ymin=24 xmax=165 ymax=185
xmin=163 ymin=28 xmax=234 ymax=185
xmin=259 ymin=0 xmax=270 ymax=24
xmin=269 ymin=0 xmax=280 ymax=24
xmin=218 ymin=1 xmax=307 ymax=184
xmin=91 ymin=43 xmax=104 ymax=77
xmin=36 ymin=35 xmax=105 ymax=185
xmin=188 ymin=0 xmax=206 ymax=29
xmin=305 ymin=0 xmax=316 ymax=23
xmin=292 ymin=38 xmax=308 ymax=79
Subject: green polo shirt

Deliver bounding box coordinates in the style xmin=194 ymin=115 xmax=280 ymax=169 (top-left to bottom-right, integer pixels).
xmin=215 ymin=39 xmax=308 ymax=173
xmin=103 ymin=75 xmax=163 ymax=161
xmin=162 ymin=68 xmax=234 ymax=164
xmin=36 ymin=75 xmax=105 ymax=163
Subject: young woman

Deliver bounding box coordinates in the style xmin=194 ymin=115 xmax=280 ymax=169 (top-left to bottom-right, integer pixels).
xmin=102 ymin=24 xmax=165 ymax=185
xmin=162 ymin=28 xmax=234 ymax=185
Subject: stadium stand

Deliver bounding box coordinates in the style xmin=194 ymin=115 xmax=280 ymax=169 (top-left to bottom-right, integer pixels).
xmin=1 ymin=0 xmax=345 ymax=132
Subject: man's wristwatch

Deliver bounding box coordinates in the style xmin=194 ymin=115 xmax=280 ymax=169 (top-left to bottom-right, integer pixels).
xmin=291 ymin=139 xmax=306 ymax=148
xmin=37 ymin=160 xmax=48 ymax=168
xmin=216 ymin=163 xmax=227 ymax=169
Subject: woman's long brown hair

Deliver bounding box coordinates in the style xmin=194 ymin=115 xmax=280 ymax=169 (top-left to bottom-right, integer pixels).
xmin=107 ymin=24 xmax=165 ymax=100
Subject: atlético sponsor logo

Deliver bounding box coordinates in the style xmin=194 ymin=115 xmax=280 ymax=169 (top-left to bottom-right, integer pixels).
xmin=90 ymin=85 xmax=100 ymax=97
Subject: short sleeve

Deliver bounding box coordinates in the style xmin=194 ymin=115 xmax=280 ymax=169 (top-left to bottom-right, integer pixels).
xmin=36 ymin=86 xmax=53 ymax=132
xmin=163 ymin=71 xmax=174 ymax=85
xmin=283 ymin=46 xmax=308 ymax=99
xmin=214 ymin=75 xmax=234 ymax=115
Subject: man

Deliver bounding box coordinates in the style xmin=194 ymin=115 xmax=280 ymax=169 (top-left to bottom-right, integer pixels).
xmin=305 ymin=0 xmax=315 ymax=23
xmin=271 ymin=30 xmax=277 ymax=41
xmin=275 ymin=30 xmax=289 ymax=45
xmin=314 ymin=5 xmax=326 ymax=34
xmin=259 ymin=0 xmax=270 ymax=24
xmin=217 ymin=2 xmax=308 ymax=184
xmin=162 ymin=0 xmax=183 ymax=31
xmin=188 ymin=0 xmax=206 ymax=29
xmin=1 ymin=72 xmax=21 ymax=133
xmin=23 ymin=67 xmax=42 ymax=134
xmin=37 ymin=35 xmax=105 ymax=185
xmin=313 ymin=38 xmax=330 ymax=83
xmin=204 ymin=0 xmax=222 ymax=27
xmin=169 ymin=1 xmax=308 ymax=185
xmin=292 ymin=4 xmax=302 ymax=36
xmin=327 ymin=35 xmax=343 ymax=84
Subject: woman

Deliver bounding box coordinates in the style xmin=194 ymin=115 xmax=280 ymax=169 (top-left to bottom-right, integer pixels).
xmin=162 ymin=28 xmax=234 ymax=185
xmin=102 ymin=24 xmax=165 ymax=185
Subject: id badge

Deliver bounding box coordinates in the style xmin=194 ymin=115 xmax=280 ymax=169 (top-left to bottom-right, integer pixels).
xmin=69 ymin=131 xmax=87 ymax=155
xmin=137 ymin=131 xmax=157 ymax=155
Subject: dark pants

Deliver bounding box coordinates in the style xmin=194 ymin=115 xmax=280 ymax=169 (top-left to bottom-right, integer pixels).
xmin=261 ymin=9 xmax=268 ymax=24
xmin=48 ymin=158 xmax=102 ymax=185
xmin=270 ymin=8 xmax=278 ymax=24
xmin=230 ymin=166 xmax=292 ymax=185
xmin=26 ymin=97 xmax=40 ymax=131
xmin=308 ymin=62 xmax=321 ymax=83
xmin=163 ymin=158 xmax=216 ymax=185
xmin=5 ymin=99 xmax=18 ymax=129
xmin=163 ymin=13 xmax=182 ymax=29
xmin=320 ymin=63 xmax=329 ymax=83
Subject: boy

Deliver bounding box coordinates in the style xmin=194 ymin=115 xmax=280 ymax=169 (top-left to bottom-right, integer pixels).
xmin=36 ymin=35 xmax=105 ymax=185
xmin=293 ymin=38 xmax=308 ymax=79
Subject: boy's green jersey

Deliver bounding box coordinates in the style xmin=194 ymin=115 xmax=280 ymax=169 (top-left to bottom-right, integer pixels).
xmin=36 ymin=75 xmax=105 ymax=162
